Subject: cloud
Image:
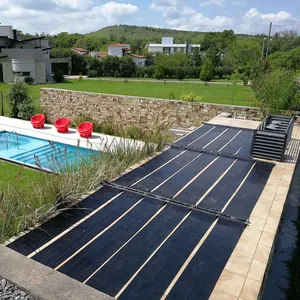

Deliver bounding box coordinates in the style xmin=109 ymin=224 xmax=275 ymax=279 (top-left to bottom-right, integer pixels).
xmin=240 ymin=8 xmax=300 ymax=34
xmin=166 ymin=14 xmax=233 ymax=31
xmin=230 ymin=0 xmax=247 ymax=6
xmin=199 ymin=0 xmax=224 ymax=7
xmin=182 ymin=6 xmax=197 ymax=15
xmin=151 ymin=0 xmax=232 ymax=32
xmin=0 ymin=1 xmax=139 ymax=34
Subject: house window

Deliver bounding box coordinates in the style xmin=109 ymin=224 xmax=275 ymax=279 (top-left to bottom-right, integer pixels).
xmin=174 ymin=47 xmax=177 ymax=53
xmin=13 ymin=72 xmax=30 ymax=76
xmin=163 ymin=47 xmax=171 ymax=54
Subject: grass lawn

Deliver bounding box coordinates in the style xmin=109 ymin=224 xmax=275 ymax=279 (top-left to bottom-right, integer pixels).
xmin=0 ymin=79 xmax=255 ymax=115
xmin=0 ymin=161 xmax=42 ymax=193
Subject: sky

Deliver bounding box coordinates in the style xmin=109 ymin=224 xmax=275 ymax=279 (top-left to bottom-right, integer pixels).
xmin=0 ymin=0 xmax=299 ymax=35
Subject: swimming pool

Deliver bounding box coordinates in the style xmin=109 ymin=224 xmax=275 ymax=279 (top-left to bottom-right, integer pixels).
xmin=0 ymin=131 xmax=98 ymax=171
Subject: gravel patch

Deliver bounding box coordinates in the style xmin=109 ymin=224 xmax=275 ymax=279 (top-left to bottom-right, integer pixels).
xmin=0 ymin=278 xmax=35 ymax=300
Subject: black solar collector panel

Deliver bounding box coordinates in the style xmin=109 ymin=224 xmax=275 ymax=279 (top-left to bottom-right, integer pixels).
xmin=115 ymin=148 xmax=183 ymax=186
xmin=224 ymin=161 xmax=274 ymax=219
xmin=7 ymin=185 xmax=121 ymax=256
xmin=172 ymin=124 xmax=214 ymax=147
xmin=86 ymin=204 xmax=189 ymax=296
xmin=221 ymin=130 xmax=253 ymax=157
xmin=166 ymin=219 xmax=245 ymax=300
xmin=118 ymin=212 xmax=215 ymax=300
xmin=58 ymin=197 xmax=167 ymax=282
xmin=175 ymin=156 xmax=235 ymax=205
xmin=236 ymin=132 xmax=254 ymax=158
xmin=32 ymin=192 xmax=143 ymax=268
xmin=204 ymin=127 xmax=240 ymax=152
xmin=152 ymin=153 xmax=215 ymax=199
xmin=188 ymin=126 xmax=227 ymax=150
xmin=133 ymin=150 xmax=199 ymax=192
xmin=199 ymin=159 xmax=255 ymax=211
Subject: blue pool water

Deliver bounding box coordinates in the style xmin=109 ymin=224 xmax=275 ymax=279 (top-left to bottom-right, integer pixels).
xmin=0 ymin=131 xmax=98 ymax=171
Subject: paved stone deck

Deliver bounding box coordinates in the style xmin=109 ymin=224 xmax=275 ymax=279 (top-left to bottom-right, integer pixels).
xmin=209 ymin=119 xmax=300 ymax=300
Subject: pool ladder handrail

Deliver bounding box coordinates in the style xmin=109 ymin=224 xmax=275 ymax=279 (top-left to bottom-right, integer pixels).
xmin=5 ymin=131 xmax=19 ymax=150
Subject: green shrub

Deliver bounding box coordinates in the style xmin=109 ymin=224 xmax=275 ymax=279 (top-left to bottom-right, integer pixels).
xmin=114 ymin=70 xmax=120 ymax=78
xmin=180 ymin=92 xmax=203 ymax=102
xmin=6 ymin=82 xmax=35 ymax=119
xmin=154 ymin=65 xmax=165 ymax=80
xmin=87 ymin=70 xmax=98 ymax=78
xmin=17 ymin=102 xmax=36 ymax=120
xmin=136 ymin=68 xmax=142 ymax=78
xmin=176 ymin=68 xmax=185 ymax=80
xmin=252 ymin=69 xmax=300 ymax=115
xmin=200 ymin=62 xmax=214 ymax=82
xmin=168 ymin=91 xmax=176 ymax=100
xmin=53 ymin=70 xmax=64 ymax=83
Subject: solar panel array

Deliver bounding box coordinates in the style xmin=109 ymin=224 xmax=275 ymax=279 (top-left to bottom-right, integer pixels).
xmin=8 ymin=124 xmax=274 ymax=300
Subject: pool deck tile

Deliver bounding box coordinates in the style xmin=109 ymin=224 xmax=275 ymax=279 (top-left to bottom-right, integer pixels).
xmin=239 ymin=278 xmax=261 ymax=300
xmin=214 ymin=270 xmax=246 ymax=298
xmin=253 ymin=244 xmax=271 ymax=264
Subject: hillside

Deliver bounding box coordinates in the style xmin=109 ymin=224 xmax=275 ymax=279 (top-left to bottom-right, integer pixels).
xmin=88 ymin=25 xmax=207 ymax=43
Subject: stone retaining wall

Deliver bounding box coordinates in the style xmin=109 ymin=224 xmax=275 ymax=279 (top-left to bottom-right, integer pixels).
xmin=40 ymin=88 xmax=261 ymax=128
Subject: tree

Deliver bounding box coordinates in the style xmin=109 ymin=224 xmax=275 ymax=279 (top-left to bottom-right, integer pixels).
xmin=53 ymin=70 xmax=64 ymax=83
xmin=154 ymin=65 xmax=165 ymax=80
xmin=176 ymin=68 xmax=185 ymax=80
xmin=7 ymin=82 xmax=35 ymax=120
xmin=154 ymin=52 xmax=189 ymax=68
xmin=224 ymin=39 xmax=261 ymax=76
xmin=85 ymin=56 xmax=102 ymax=76
xmin=102 ymin=56 xmax=120 ymax=76
xmin=191 ymin=47 xmax=202 ymax=67
xmin=119 ymin=56 xmax=136 ymax=77
xmin=200 ymin=59 xmax=214 ymax=81
xmin=269 ymin=47 xmax=300 ymax=71
xmin=252 ymin=69 xmax=300 ymax=115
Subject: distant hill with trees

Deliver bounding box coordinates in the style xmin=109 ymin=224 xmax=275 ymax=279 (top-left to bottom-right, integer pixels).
xmin=88 ymin=25 xmax=208 ymax=42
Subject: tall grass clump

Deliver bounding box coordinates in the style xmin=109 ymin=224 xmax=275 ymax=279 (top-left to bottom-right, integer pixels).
xmin=73 ymin=115 xmax=173 ymax=152
xmin=0 ymin=126 xmax=173 ymax=243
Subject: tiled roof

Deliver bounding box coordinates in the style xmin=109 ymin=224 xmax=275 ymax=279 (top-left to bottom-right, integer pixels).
xmin=109 ymin=43 xmax=126 ymax=47
xmin=97 ymin=52 xmax=108 ymax=58
xmin=72 ymin=47 xmax=88 ymax=53
xmin=130 ymin=53 xmax=146 ymax=59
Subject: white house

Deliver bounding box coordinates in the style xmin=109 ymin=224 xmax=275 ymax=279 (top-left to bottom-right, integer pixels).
xmin=87 ymin=43 xmax=146 ymax=67
xmin=130 ymin=53 xmax=146 ymax=67
xmin=147 ymin=37 xmax=200 ymax=54
xmin=0 ymin=25 xmax=52 ymax=83
xmin=108 ymin=43 xmax=130 ymax=57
